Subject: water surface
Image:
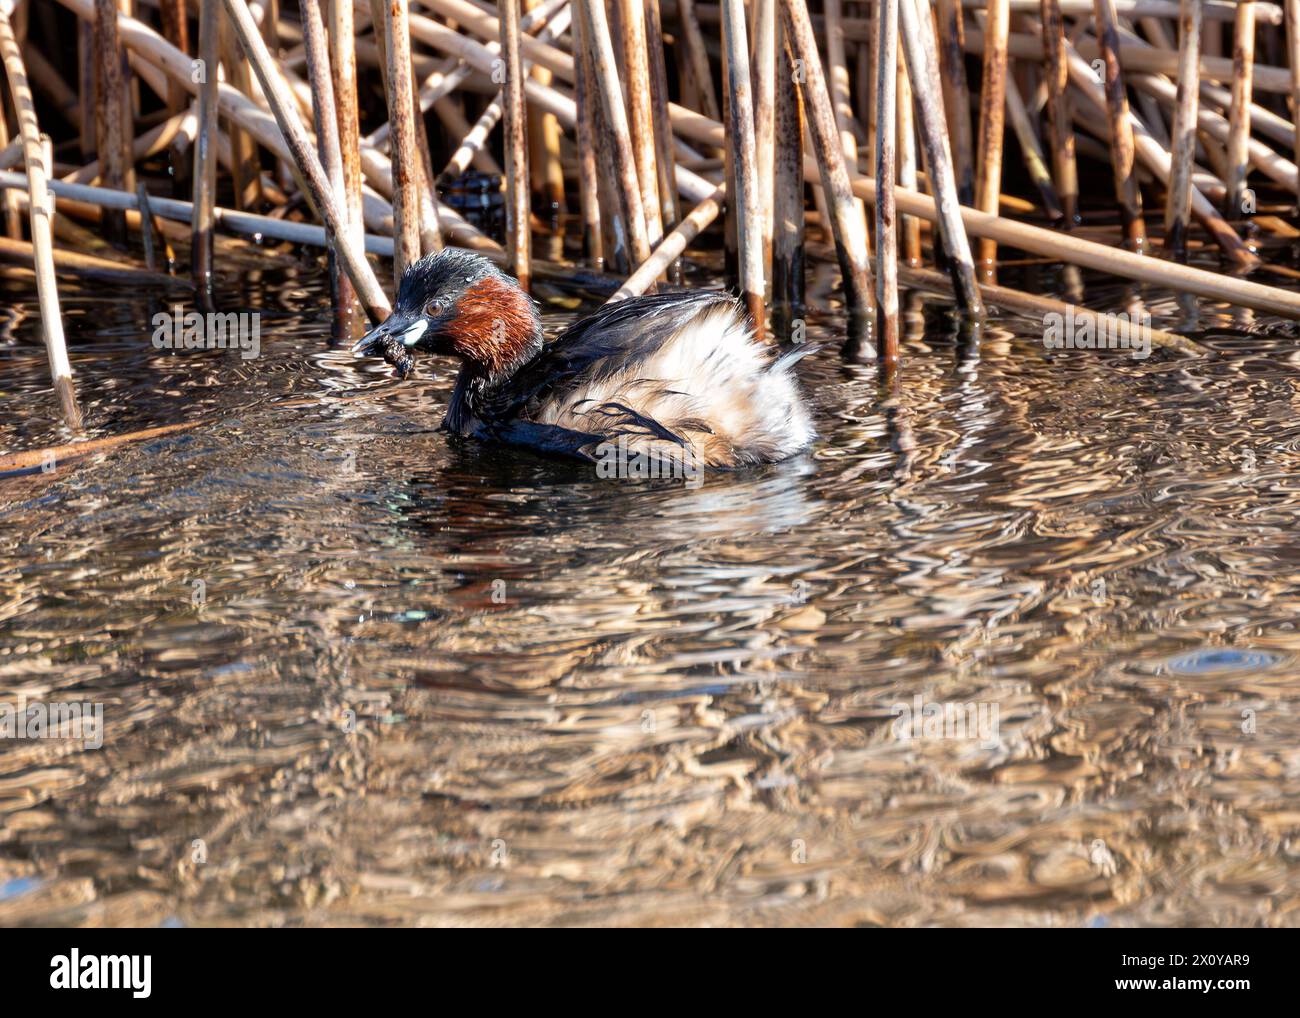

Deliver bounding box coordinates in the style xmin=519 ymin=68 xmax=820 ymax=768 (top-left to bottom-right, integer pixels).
xmin=2 ymin=260 xmax=1299 ymax=927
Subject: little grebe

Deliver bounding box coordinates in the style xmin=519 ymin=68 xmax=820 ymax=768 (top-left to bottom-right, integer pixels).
xmin=353 ymin=250 xmax=815 ymax=467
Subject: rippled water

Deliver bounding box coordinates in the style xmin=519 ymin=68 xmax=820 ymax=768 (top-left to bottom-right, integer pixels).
xmin=2 ymin=258 xmax=1300 ymax=927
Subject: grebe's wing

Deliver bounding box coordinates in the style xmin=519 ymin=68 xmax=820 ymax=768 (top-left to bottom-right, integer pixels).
xmin=489 ymin=290 xmax=738 ymax=415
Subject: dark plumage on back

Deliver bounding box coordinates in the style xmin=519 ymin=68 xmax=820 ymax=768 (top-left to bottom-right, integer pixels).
xmin=473 ymin=290 xmax=737 ymax=423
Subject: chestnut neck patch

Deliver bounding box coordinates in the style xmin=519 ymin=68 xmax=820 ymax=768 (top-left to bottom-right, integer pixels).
xmin=449 ymin=274 xmax=542 ymax=383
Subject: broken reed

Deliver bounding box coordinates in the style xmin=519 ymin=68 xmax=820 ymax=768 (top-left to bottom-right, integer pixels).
xmin=5 ymin=0 xmax=1300 ymax=429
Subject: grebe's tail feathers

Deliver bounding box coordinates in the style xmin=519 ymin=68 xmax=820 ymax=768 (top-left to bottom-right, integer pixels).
xmin=771 ymin=343 xmax=822 ymax=372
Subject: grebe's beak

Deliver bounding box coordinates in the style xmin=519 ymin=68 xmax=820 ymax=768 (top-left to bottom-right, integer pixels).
xmin=351 ymin=315 xmax=430 ymax=356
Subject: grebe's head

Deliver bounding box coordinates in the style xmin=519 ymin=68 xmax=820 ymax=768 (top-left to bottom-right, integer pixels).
xmin=353 ymin=250 xmax=542 ymax=382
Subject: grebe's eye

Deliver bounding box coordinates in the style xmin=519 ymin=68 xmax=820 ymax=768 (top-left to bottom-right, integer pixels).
xmin=424 ymin=298 xmax=444 ymax=318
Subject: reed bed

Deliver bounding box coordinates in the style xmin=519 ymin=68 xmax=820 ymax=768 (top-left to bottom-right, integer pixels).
xmin=3 ymin=0 xmax=1300 ymax=429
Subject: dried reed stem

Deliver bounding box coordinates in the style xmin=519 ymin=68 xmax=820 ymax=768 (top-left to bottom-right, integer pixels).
xmin=721 ymin=0 xmax=763 ymax=329
xmin=898 ymin=0 xmax=983 ymax=315
xmin=772 ymin=19 xmax=804 ymax=320
xmin=501 ymin=0 xmax=531 ymax=290
xmin=217 ymin=8 xmax=263 ymax=210
xmin=781 ymin=0 xmax=874 ymax=320
xmin=93 ymin=0 xmax=129 ymax=243
xmin=572 ymin=5 xmax=602 ymax=263
xmin=1005 ymin=75 xmax=1063 ymax=221
xmin=157 ymin=0 xmax=189 ymax=114
xmin=0 ymin=9 xmax=81 ymax=427
xmin=974 ymin=0 xmax=1009 ymax=281
xmin=896 ymin=47 xmax=921 ymax=266
xmin=382 ymin=0 xmax=423 ymax=277
xmin=1224 ymin=0 xmax=1256 ymax=216
xmin=1093 ymin=0 xmax=1147 ymax=251
xmin=935 ymin=0 xmax=974 ymax=204
xmin=1165 ymin=0 xmax=1200 ymax=259
xmin=748 ymin=0 xmax=774 ymax=287
xmin=618 ymin=0 xmax=664 ymax=246
xmin=874 ymin=0 xmax=899 ymax=362
xmin=1039 ymin=0 xmax=1077 ymax=222
xmin=825 ymin=0 xmax=864 ymax=221
xmin=1288 ymin=0 xmax=1300 ymax=178
xmin=192 ymin=0 xmax=218 ymax=291
xmin=328 ymin=0 xmax=363 ymax=319
xmin=440 ymin=95 xmax=503 ymax=182
xmin=301 ymin=0 xmax=352 ymax=313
